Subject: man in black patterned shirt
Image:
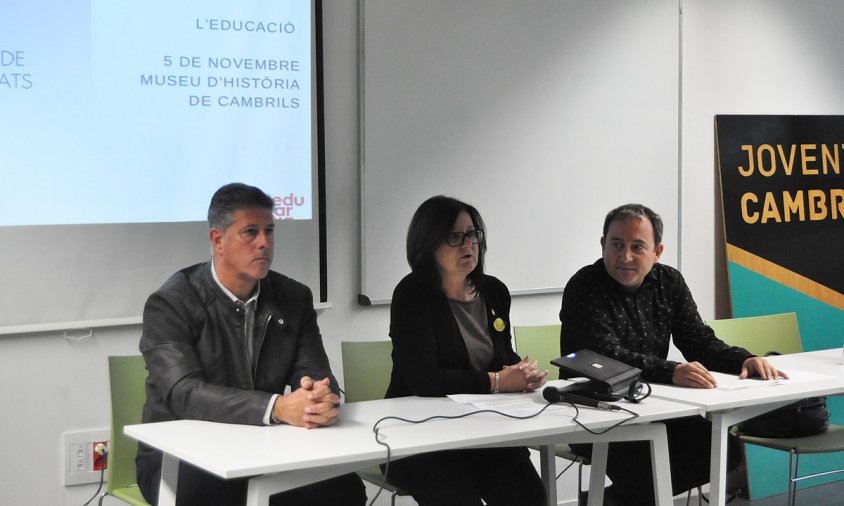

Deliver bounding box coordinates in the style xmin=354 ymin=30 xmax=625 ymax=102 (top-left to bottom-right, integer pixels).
xmin=559 ymin=203 xmax=785 ymax=505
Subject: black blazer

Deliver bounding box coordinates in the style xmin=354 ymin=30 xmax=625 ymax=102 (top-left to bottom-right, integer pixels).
xmin=386 ymin=272 xmax=520 ymax=398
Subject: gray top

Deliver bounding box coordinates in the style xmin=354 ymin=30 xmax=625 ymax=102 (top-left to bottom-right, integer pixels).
xmin=449 ymin=294 xmax=494 ymax=370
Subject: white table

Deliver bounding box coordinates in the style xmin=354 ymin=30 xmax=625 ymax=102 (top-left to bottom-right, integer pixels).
xmin=648 ymin=349 xmax=844 ymax=506
xmin=766 ymin=348 xmax=844 ymax=377
xmin=125 ymin=391 xmax=700 ymax=506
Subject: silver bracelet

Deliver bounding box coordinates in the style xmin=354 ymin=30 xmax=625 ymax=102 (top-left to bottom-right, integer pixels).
xmin=493 ymin=372 xmax=500 ymax=394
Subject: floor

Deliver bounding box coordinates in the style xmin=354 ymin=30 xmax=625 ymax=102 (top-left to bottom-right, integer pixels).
xmin=674 ymin=478 xmax=844 ymax=506
xmin=361 ymin=475 xmax=844 ymax=505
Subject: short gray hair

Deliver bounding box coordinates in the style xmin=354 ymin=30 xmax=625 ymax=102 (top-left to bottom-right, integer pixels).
xmin=207 ymin=183 xmax=274 ymax=231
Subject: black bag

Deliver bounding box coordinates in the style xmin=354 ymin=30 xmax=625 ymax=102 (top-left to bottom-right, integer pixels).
xmin=736 ymin=396 xmax=830 ymax=438
xmin=735 ymin=351 xmax=830 ymax=438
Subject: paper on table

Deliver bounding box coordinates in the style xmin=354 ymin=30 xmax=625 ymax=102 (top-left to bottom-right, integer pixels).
xmin=447 ymin=379 xmax=570 ymax=416
xmin=711 ymin=372 xmax=780 ymax=391
xmin=713 ymin=368 xmax=835 ymax=391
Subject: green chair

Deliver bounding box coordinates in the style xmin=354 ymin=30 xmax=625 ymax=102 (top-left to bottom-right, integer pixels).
xmin=706 ymin=312 xmax=803 ymax=357
xmin=512 ymin=324 xmax=562 ymax=372
xmin=512 ymin=324 xmax=591 ymax=491
xmin=99 ymin=355 xmax=151 ymax=506
xmin=706 ymin=312 xmax=844 ymax=505
xmin=340 ymin=341 xmax=411 ymax=505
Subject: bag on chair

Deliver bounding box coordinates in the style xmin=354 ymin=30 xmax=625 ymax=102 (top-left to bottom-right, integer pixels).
xmin=736 ymin=396 xmax=830 ymax=438
xmin=735 ymin=352 xmax=830 ymax=438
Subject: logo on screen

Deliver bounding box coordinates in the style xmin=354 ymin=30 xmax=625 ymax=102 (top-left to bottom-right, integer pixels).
xmin=273 ymin=193 xmax=306 ymax=219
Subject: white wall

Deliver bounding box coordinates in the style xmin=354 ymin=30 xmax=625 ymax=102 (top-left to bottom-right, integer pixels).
xmin=680 ymin=0 xmax=844 ymax=321
xmin=5 ymin=1 xmax=844 ymax=504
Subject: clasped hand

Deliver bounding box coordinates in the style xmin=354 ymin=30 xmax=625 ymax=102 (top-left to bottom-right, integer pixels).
xmin=273 ymin=376 xmax=341 ymax=429
xmin=498 ymin=357 xmax=549 ymax=392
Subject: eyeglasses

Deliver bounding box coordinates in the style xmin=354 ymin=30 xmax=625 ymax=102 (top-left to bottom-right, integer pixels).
xmin=445 ymin=229 xmax=484 ymax=247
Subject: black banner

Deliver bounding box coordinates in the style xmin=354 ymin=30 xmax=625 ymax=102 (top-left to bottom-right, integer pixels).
xmin=716 ymin=115 xmax=844 ymax=297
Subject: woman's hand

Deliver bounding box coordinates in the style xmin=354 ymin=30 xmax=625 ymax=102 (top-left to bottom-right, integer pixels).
xmin=495 ymin=357 xmax=549 ymax=393
xmin=518 ymin=356 xmax=549 ymax=392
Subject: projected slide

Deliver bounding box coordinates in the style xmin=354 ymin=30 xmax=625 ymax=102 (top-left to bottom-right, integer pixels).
xmin=0 ymin=0 xmax=313 ymax=225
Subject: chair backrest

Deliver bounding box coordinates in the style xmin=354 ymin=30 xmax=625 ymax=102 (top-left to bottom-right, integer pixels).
xmin=705 ymin=312 xmax=803 ymax=356
xmin=341 ymin=341 xmax=393 ymax=403
xmin=107 ymin=355 xmax=148 ymax=495
xmin=513 ymin=324 xmax=562 ymax=369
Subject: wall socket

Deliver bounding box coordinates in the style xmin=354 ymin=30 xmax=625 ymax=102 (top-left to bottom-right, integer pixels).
xmin=63 ymin=428 xmax=110 ymax=486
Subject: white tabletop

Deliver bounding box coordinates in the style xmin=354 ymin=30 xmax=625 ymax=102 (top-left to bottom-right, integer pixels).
xmin=125 ymin=389 xmax=699 ymax=479
xmin=766 ymin=348 xmax=844 ymax=377
xmin=648 ymin=365 xmax=844 ymax=413
xmin=125 ymin=388 xmax=701 ymax=506
xmin=647 ymin=348 xmax=844 ymax=506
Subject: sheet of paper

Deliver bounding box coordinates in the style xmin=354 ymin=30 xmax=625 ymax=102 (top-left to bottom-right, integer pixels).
xmin=447 ymin=379 xmax=571 ymax=416
xmin=711 ymin=372 xmax=780 ymax=391
xmin=712 ymin=369 xmax=835 ymax=391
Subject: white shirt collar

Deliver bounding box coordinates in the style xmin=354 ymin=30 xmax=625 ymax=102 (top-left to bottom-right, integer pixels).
xmin=211 ymin=259 xmax=260 ymax=304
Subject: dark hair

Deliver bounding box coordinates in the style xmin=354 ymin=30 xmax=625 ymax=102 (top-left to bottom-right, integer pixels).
xmin=602 ymin=203 xmax=663 ymax=245
xmin=406 ymin=195 xmax=487 ymax=288
xmin=207 ymin=183 xmax=274 ymax=231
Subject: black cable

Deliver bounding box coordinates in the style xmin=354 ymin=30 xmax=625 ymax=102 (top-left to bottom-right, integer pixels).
xmin=365 ymin=403 xmax=557 ymax=506
xmin=567 ymin=403 xmax=640 ymax=434
xmin=556 ymin=456 xmax=578 ymax=480
xmin=80 ymin=468 xmax=106 ymax=506
xmin=81 ymin=448 xmax=108 ymax=506
xmin=365 ymin=400 xmax=639 ymax=504
xmin=626 ymin=381 xmax=652 ymax=403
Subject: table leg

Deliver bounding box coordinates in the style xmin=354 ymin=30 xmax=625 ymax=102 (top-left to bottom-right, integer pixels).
xmin=587 ymin=442 xmax=608 ymax=506
xmin=539 ymin=444 xmax=557 ymax=506
xmin=708 ymin=412 xmax=729 ymax=506
xmin=560 ymin=423 xmax=671 ymax=506
xmin=648 ymin=424 xmax=672 ymax=505
xmin=158 ymin=453 xmax=180 ymax=506
xmin=706 ymin=402 xmax=793 ymax=506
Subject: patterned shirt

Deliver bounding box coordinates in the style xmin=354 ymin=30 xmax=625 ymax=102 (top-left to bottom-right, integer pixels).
xmin=559 ymin=259 xmax=751 ymax=384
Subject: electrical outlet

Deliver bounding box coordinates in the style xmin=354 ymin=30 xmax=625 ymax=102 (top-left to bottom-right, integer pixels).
xmin=93 ymin=441 xmax=108 ymax=471
xmin=63 ymin=429 xmax=110 ymax=486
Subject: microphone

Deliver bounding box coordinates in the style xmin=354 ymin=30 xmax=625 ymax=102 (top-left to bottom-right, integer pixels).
xmin=543 ymin=386 xmax=620 ymax=411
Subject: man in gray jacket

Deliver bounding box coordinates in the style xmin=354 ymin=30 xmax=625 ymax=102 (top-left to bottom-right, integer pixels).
xmin=136 ymin=182 xmax=365 ymax=506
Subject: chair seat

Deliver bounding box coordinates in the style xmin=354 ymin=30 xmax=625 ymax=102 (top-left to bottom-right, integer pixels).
xmin=737 ymin=424 xmax=844 ymax=454
xmin=111 ymin=486 xmax=150 ymax=506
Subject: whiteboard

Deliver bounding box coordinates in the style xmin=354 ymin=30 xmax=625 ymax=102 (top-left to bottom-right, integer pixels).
xmin=359 ymin=0 xmax=680 ymax=304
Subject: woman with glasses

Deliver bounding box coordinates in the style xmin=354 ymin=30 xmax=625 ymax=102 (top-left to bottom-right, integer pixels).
xmin=382 ymin=195 xmax=547 ymax=506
